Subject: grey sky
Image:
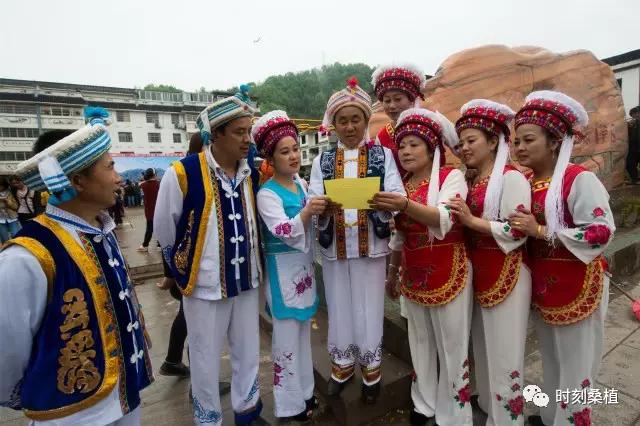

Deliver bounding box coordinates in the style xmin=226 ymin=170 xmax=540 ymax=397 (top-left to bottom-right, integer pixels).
xmin=1 ymin=0 xmax=637 ymax=92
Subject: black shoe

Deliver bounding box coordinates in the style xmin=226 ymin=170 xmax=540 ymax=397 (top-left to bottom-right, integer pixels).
xmin=470 ymin=394 xmax=486 ymax=415
xmin=361 ymin=381 xmax=381 ymax=405
xmin=160 ymin=361 xmax=190 ymax=377
xmin=327 ymin=376 xmax=352 ymax=397
xmin=528 ymin=415 xmax=547 ymax=426
xmin=409 ymin=409 xmax=430 ymax=426
xmin=305 ymin=395 xmax=319 ymax=411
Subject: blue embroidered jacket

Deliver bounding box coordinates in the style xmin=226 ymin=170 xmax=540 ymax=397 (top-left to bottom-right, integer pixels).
xmin=4 ymin=216 xmax=152 ymax=421
xmin=169 ymin=151 xmax=260 ymax=297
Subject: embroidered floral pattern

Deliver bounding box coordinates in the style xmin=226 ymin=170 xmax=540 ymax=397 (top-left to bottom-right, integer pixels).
xmin=581 ymin=378 xmax=591 ymax=389
xmin=503 ymin=223 xmax=525 ymax=240
xmin=294 ymin=272 xmax=313 ymax=296
xmin=328 ymin=344 xmax=359 ymax=362
xmin=273 ymin=352 xmax=294 ymax=388
xmin=591 ymin=207 xmax=605 ymax=218
xmin=273 ymin=362 xmax=284 ymax=387
xmin=495 ymin=370 xmax=524 ymax=420
xmin=275 ymin=222 xmax=293 ymax=237
xmin=453 ymin=358 xmax=471 ymax=408
xmin=357 ymin=343 xmax=383 ymax=367
xmin=243 ymin=374 xmax=260 ymax=403
xmin=193 ymin=395 xmax=223 ymax=424
xmin=568 ymin=407 xmax=591 ymax=426
xmin=574 ymin=224 xmax=611 ymax=248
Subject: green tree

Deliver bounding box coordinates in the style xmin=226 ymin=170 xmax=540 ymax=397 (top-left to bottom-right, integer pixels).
xmin=143 ymin=84 xmax=183 ymax=92
xmin=250 ymin=62 xmax=374 ymax=119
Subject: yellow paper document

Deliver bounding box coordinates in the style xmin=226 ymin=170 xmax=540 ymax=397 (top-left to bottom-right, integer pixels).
xmin=324 ymin=177 xmax=380 ymax=210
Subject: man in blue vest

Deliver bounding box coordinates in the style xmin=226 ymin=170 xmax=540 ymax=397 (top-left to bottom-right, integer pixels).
xmin=154 ymin=86 xmax=264 ymax=426
xmin=0 ymin=108 xmax=153 ymax=425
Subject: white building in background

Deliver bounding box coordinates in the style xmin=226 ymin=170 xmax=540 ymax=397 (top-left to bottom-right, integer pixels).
xmin=0 ymin=78 xmax=235 ymax=176
xmin=603 ymin=49 xmax=640 ymax=117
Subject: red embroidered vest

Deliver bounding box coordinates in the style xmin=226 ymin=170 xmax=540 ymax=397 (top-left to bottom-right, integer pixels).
xmin=466 ymin=166 xmax=525 ymax=307
xmin=528 ymin=164 xmax=606 ymax=325
xmin=395 ymin=167 xmax=469 ymax=306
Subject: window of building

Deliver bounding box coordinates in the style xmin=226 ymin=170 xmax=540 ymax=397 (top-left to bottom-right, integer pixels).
xmin=617 ymin=78 xmax=623 ymax=89
xmin=0 ymin=104 xmax=37 ymax=115
xmin=116 ymin=111 xmax=131 ymax=122
xmin=0 ymin=151 xmax=32 ymax=161
xmin=118 ymin=132 xmax=133 ymax=142
xmin=302 ymin=151 xmax=308 ymax=160
xmin=146 ymin=113 xmax=159 ymax=124
xmin=171 ymin=114 xmax=180 ymax=124
xmin=148 ymin=133 xmax=161 ymax=143
xmin=185 ymin=113 xmax=199 ymax=122
xmin=173 ymin=133 xmax=182 ymax=143
xmin=314 ymin=133 xmax=319 ymax=144
xmin=0 ymin=128 xmax=40 ymax=138
xmin=40 ymin=105 xmax=81 ymax=116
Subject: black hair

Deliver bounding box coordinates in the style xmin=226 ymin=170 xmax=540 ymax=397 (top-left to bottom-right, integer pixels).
xmin=0 ymin=177 xmax=8 ymax=190
xmin=630 ymin=106 xmax=640 ymax=116
xmin=188 ymin=133 xmax=204 ymax=156
xmin=32 ymin=129 xmax=74 ymax=154
xmin=143 ymin=168 xmax=155 ymax=180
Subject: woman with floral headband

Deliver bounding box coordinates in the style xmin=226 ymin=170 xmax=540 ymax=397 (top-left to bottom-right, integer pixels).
xmin=253 ymin=110 xmax=327 ymax=421
xmin=509 ymin=91 xmax=614 ymax=426
xmin=372 ymin=108 xmax=472 ymax=426
xmin=446 ymin=99 xmax=531 ymax=425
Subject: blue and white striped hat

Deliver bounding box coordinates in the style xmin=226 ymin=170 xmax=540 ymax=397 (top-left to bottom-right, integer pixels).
xmin=17 ymin=106 xmax=112 ymax=205
xmin=196 ymin=84 xmax=258 ymax=145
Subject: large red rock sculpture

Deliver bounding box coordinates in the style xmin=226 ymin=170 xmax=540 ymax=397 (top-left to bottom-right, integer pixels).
xmin=369 ymin=45 xmax=627 ymax=189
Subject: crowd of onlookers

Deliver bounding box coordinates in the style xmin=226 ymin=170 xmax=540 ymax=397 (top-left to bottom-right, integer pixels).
xmin=0 ymin=175 xmax=47 ymax=244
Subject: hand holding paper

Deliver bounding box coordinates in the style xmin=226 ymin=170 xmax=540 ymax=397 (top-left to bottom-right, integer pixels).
xmin=324 ymin=176 xmax=380 ymax=210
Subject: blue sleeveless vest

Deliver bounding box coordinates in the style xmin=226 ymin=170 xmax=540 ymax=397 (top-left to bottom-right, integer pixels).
xmin=169 ymin=151 xmax=260 ymax=297
xmin=261 ymin=180 xmax=318 ymax=320
xmin=4 ymin=216 xmax=152 ymax=421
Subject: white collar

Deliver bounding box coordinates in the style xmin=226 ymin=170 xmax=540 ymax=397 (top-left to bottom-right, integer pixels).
xmin=45 ymin=204 xmax=115 ymax=235
xmin=205 ymin=146 xmax=251 ymax=181
xmin=337 ymin=138 xmax=370 ymax=150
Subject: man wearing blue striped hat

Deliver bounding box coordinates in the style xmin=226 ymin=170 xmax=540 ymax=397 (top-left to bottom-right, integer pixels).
xmin=154 ymin=86 xmax=265 ymax=425
xmin=0 ymin=107 xmax=153 ymax=425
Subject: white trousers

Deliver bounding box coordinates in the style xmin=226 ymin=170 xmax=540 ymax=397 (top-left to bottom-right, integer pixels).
xmin=30 ymin=407 xmax=141 ymax=426
xmin=538 ymin=277 xmax=609 ymax=426
xmin=406 ymin=266 xmax=473 ymax=426
xmin=323 ymin=256 xmax=386 ymax=385
xmin=270 ymin=317 xmax=314 ymax=418
xmin=472 ymin=265 xmax=532 ymax=426
xmin=183 ymin=289 xmax=261 ymax=426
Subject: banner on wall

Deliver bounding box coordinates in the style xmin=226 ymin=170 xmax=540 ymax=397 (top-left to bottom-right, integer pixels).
xmin=112 ymin=153 xmax=184 ymax=183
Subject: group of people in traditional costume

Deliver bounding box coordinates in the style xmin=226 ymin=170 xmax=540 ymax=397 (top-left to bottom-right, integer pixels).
xmin=0 ymin=62 xmax=614 ymax=426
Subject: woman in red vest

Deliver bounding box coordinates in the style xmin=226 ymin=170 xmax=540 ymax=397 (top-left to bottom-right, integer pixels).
xmin=372 ymin=108 xmax=472 ymax=426
xmin=509 ymin=91 xmax=615 ymax=426
xmin=446 ymin=99 xmax=531 ymax=425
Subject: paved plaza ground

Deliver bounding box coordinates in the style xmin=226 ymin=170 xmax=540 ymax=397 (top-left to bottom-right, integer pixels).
xmin=1 ymin=207 xmax=639 ymax=425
